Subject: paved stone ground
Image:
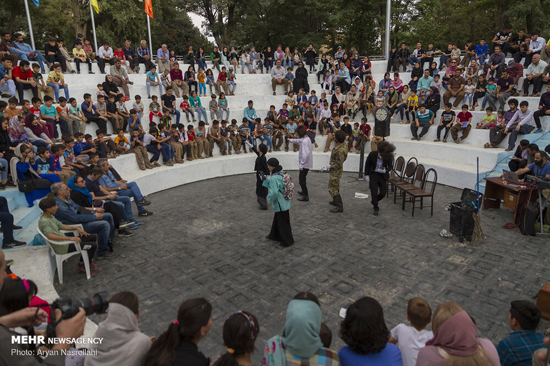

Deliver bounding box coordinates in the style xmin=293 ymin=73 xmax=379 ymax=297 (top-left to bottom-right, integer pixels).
xmin=55 ymin=172 xmax=550 ymax=363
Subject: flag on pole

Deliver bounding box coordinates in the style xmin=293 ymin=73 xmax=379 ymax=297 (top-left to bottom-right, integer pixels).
xmin=32 ymin=0 xmax=39 ymax=7
xmin=145 ymin=0 xmax=153 ymax=18
xmin=91 ymin=0 xmax=99 ymax=13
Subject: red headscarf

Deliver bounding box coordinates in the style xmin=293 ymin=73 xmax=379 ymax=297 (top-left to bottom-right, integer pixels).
xmin=426 ymin=311 xmax=481 ymax=357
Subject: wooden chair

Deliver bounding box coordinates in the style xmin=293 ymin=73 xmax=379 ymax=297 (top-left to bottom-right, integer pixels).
xmin=37 ymin=224 xmax=90 ymax=284
xmin=386 ymin=156 xmax=405 ymax=197
xmin=397 ymin=164 xmax=426 ymax=207
xmin=403 ymin=168 xmax=438 ymax=216
xmin=392 ymin=158 xmax=418 ymax=203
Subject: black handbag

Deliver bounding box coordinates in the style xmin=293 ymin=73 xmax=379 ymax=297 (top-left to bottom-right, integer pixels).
xmin=17 ymin=179 xmax=35 ymax=193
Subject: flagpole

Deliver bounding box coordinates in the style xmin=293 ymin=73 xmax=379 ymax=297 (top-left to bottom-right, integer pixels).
xmin=147 ymin=14 xmax=153 ymax=54
xmin=89 ymin=0 xmax=98 ymax=54
xmin=23 ymin=0 xmax=36 ymax=50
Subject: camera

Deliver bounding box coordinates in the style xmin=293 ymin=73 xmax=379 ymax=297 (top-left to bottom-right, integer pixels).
xmin=46 ymin=292 xmax=109 ymax=338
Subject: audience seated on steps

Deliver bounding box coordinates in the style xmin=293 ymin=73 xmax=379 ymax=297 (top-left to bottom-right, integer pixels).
xmin=508 ymin=139 xmax=537 ymax=174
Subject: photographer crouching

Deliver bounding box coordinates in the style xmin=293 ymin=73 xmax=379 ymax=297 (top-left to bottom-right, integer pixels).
xmin=0 ymin=249 xmax=87 ymax=365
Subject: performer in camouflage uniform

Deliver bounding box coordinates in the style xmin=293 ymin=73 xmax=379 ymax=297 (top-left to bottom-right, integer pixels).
xmin=328 ymin=130 xmax=348 ymax=213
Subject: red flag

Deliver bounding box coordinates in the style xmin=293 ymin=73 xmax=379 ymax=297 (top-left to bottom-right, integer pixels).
xmin=145 ymin=0 xmax=153 ymax=18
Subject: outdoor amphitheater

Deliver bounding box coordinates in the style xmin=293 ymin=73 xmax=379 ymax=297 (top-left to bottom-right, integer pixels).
xmin=3 ymin=54 xmax=550 ymax=364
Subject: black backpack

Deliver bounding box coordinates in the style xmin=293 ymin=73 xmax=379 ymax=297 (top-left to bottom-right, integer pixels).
xmin=519 ymin=202 xmax=538 ymax=236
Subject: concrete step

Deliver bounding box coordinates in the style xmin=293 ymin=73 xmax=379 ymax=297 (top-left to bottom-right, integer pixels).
xmin=0 ymin=205 xmax=41 ymax=246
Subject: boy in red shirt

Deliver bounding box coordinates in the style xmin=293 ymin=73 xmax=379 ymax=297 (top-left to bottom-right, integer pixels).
xmin=451 ymin=104 xmax=472 ymax=143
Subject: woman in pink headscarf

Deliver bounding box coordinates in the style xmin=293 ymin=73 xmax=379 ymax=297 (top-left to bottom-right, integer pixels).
xmin=416 ymin=301 xmax=500 ymax=365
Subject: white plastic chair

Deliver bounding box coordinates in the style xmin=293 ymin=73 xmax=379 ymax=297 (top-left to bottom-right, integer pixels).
xmin=37 ymin=224 xmax=90 ymax=284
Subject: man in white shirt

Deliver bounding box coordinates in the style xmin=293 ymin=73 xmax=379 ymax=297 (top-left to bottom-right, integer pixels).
xmin=526 ymin=32 xmax=547 ymax=67
xmin=270 ymin=59 xmax=289 ymax=95
xmin=97 ymin=42 xmax=114 ymax=74
xmin=524 ymin=54 xmax=548 ymax=96
xmin=505 ymin=101 xmax=536 ymax=151
xmin=110 ymin=60 xmax=133 ymax=98
xmin=156 ymin=44 xmax=170 ymax=73
xmin=287 ymin=125 xmax=313 ymax=202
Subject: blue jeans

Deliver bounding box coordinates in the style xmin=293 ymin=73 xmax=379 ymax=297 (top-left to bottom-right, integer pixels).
xmin=146 ymin=144 xmax=160 ymax=162
xmin=257 ymin=134 xmax=272 ymax=149
xmin=199 ymin=83 xmax=206 ymax=94
xmin=193 ymin=107 xmax=208 ymax=122
xmin=160 ymin=143 xmax=170 ymax=162
xmin=439 ymin=55 xmax=450 ymax=70
xmin=220 ymin=107 xmax=230 ymax=120
xmin=31 ymin=139 xmax=50 ymax=149
xmin=241 ymin=61 xmax=252 ymax=73
xmin=0 ymin=158 xmax=7 ymax=181
xmin=197 ymin=59 xmax=207 ymax=71
xmin=146 ymin=81 xmax=163 ymax=96
xmin=82 ymin=216 xmax=114 ymax=256
xmin=113 ymin=195 xmax=135 ymax=220
xmin=477 ymin=54 xmax=487 ymax=67
xmin=0 ymin=79 xmax=16 ymax=96
xmin=265 ymin=59 xmax=273 ymax=72
xmin=47 ymin=83 xmax=69 ymax=101
xmin=407 ymin=56 xmax=421 ymax=66
xmin=110 ymin=200 xmax=131 ymax=221
xmin=284 ymin=61 xmax=293 ymax=70
xmin=169 ymin=109 xmax=180 ymax=124
xmin=117 ymin=182 xmax=145 ymax=212
xmin=508 ymin=124 xmax=535 ymax=150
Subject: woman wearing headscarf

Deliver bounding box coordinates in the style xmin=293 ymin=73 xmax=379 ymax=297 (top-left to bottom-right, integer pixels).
xmin=102 ymin=75 xmax=123 ymax=100
xmin=294 ymin=62 xmax=310 ymax=94
xmin=379 ymin=72 xmax=392 ymax=95
xmin=263 ymin=296 xmax=339 ymax=365
xmin=23 ymin=114 xmax=52 ymax=148
xmin=331 ymin=87 xmax=346 ymax=116
xmin=263 ymin=158 xmax=294 ymax=247
xmin=385 ymin=86 xmax=399 ymax=117
xmin=10 ymin=144 xmax=59 ymax=206
xmin=7 ymin=116 xmax=34 ymax=150
xmin=68 ymin=175 xmax=133 ymax=237
xmin=426 ymin=86 xmax=441 ymax=116
xmin=416 ymin=301 xmax=500 ymax=365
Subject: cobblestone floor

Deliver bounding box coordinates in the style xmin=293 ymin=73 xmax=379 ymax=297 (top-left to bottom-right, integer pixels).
xmin=55 ymin=172 xmax=550 ymax=362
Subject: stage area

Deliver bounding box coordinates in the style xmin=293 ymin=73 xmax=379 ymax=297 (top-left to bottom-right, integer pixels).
xmin=54 ymin=172 xmax=550 ymax=361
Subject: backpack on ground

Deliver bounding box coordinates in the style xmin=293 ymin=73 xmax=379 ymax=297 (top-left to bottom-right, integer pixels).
xmin=519 ymin=201 xmax=538 ymax=236
xmin=274 ymin=172 xmax=294 ymax=200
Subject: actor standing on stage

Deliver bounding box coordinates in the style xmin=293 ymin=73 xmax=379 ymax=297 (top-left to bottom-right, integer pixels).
xmin=288 ymin=126 xmax=313 ymax=202
xmin=264 ymin=158 xmax=294 ymax=247
xmin=328 ymin=130 xmax=349 ymax=213
xmin=247 ymin=141 xmax=270 ymax=210
xmin=365 ymin=140 xmax=396 ymax=216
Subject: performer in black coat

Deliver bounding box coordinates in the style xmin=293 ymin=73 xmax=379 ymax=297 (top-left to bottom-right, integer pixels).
xmin=250 ymin=143 xmax=270 ymax=210
xmin=364 ymin=140 xmax=396 ymax=216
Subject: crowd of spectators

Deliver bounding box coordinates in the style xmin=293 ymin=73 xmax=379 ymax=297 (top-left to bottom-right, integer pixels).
xmin=1 ymin=253 xmax=549 ymax=366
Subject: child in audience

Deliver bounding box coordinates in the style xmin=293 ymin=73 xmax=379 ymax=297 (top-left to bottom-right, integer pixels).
xmin=482 ymin=77 xmax=496 ymax=111
xmin=285 ymin=67 xmax=295 ymax=91
xmin=430 ymin=74 xmax=442 ymax=94
xmin=496 ymin=109 xmax=505 ymax=126
xmin=96 ymin=83 xmax=106 ymax=97
xmin=34 ymin=147 xmax=53 ymax=175
xmin=114 ymin=128 xmax=130 ymax=154
xmin=453 ymin=104 xmax=473 ymax=143
xmin=227 ymin=67 xmax=236 ymax=95
xmin=184 ymin=124 xmax=199 ymax=160
xmin=160 ymin=110 xmax=172 ymax=128
xmin=161 ymin=69 xmax=171 ymax=90
xmin=94 ymin=129 xmax=119 ymax=158
xmin=477 ymin=107 xmax=496 ymax=129
xmin=180 ymin=95 xmax=194 ymax=122
xmin=40 ymin=96 xmax=61 ymax=139
xmin=73 ymin=132 xmax=90 ymax=161
xmin=20 ymin=99 xmax=31 ymax=117
xmin=197 ymin=67 xmax=206 ymax=96
xmin=278 ymin=103 xmax=289 ymax=122
xmin=133 ymin=95 xmax=144 ymax=119
xmin=239 ymin=119 xmax=252 ymax=153
xmin=63 ymin=136 xmax=85 ymax=175
xmin=49 ymin=144 xmax=76 ymax=183
xmin=130 ymin=128 xmax=152 ymax=170
xmin=68 ymin=97 xmax=87 ymax=134
xmin=373 ymin=90 xmax=386 ymax=114
xmin=209 ymin=94 xmax=221 ymax=120
xmin=405 ymin=89 xmax=418 ymax=124
xmin=464 ymin=79 xmax=475 ymax=109
xmin=285 ymin=90 xmax=296 ymax=107
xmin=116 ymin=94 xmax=130 ymax=124
xmin=31 ymin=63 xmax=54 ymax=101
xmin=228 ymin=119 xmax=241 ymax=154
xmin=128 ymin=109 xmax=144 ymax=133
xmin=388 ymin=297 xmax=433 ymax=366
xmin=148 ymin=95 xmax=162 ymax=123
xmin=296 ymin=89 xmax=307 ymax=111
xmin=351 ymin=122 xmax=360 ymax=152
xmin=146 ymin=66 xmax=162 ymax=99
xmin=206 ymin=69 xmax=216 ymax=95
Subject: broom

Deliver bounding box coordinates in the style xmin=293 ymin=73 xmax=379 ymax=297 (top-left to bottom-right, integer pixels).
xmin=472 ymin=157 xmax=486 ymax=241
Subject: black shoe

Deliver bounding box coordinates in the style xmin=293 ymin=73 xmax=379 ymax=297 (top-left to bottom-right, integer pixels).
xmin=297 ymin=191 xmax=304 ymax=196
xmin=297 ymin=196 xmax=309 ymax=202
xmin=0 ymin=185 xmax=4 ymax=190
xmin=259 ymin=206 xmax=268 ymax=210
xmin=6 ymin=180 xmax=15 ymax=187
xmin=273 ymin=92 xmax=276 ymax=95
xmin=138 ymin=209 xmax=153 ymax=216
xmin=330 ymin=206 xmax=343 ymax=213
xmin=329 ymin=200 xmax=337 ymax=206
xmin=0 ymin=93 xmax=12 ymax=99
xmin=136 ymin=199 xmax=151 ymax=207
xmin=373 ymin=209 xmax=379 ymax=216
xmin=89 ymin=71 xmax=95 ymax=74
xmin=3 ymin=240 xmax=26 ymax=249
xmin=117 ymin=229 xmax=133 ymax=237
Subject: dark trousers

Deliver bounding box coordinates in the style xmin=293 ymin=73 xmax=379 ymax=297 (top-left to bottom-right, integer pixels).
xmin=139 ymin=57 xmax=155 ymax=72
xmin=86 ymin=114 xmax=107 ymax=135
xmin=411 ymin=121 xmax=431 ymax=138
xmin=387 ymin=58 xmax=399 ymax=73
xmin=75 ymin=58 xmax=92 ymax=73
xmin=299 ymin=169 xmax=309 ymax=196
xmin=524 ymin=77 xmax=540 ymax=95
xmin=66 ymin=234 xmax=98 ymax=264
xmin=0 ymin=197 xmax=14 ymax=245
xmin=534 ymin=109 xmax=549 ymax=129
xmin=16 ymin=82 xmax=38 ymax=102
xmin=268 ymin=210 xmax=294 ymax=247
xmin=524 ymin=51 xmax=541 ymax=68
xmin=146 ymin=144 xmax=161 ymax=162
xmin=97 ymin=58 xmax=115 ymax=73
xmin=370 ymin=172 xmax=387 ymax=211
xmin=436 ymin=125 xmax=451 ymax=140
xmin=472 ymin=91 xmax=485 ymax=105
xmin=489 ymin=125 xmax=507 ymax=147
xmin=46 ymin=53 xmax=66 ymax=71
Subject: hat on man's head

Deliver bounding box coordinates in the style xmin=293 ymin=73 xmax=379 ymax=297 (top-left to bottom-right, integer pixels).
xmin=508 ymin=60 xmax=515 ymax=68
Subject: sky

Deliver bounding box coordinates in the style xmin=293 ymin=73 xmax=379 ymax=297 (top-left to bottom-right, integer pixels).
xmin=188 ymin=12 xmax=216 ymax=43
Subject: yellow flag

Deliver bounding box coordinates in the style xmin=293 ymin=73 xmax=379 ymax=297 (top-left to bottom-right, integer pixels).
xmin=91 ymin=0 xmax=99 ymax=13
